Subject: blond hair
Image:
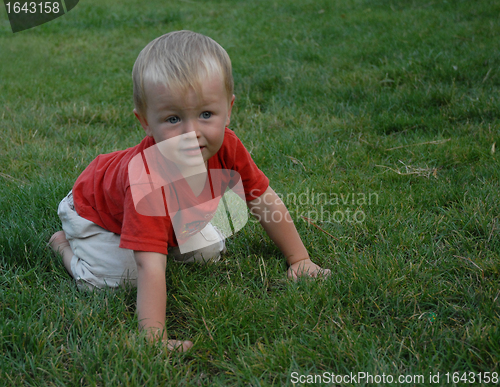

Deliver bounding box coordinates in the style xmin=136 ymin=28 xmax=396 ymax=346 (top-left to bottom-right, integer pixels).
xmin=132 ymin=30 xmax=233 ymax=116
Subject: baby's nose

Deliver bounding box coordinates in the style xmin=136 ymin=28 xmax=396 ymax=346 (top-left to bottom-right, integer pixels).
xmin=183 ymin=119 xmax=198 ymax=134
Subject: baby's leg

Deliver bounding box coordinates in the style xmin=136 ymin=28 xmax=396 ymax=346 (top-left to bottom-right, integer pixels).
xmin=54 ymin=191 xmax=137 ymax=290
xmin=49 ymin=230 xmax=74 ymax=276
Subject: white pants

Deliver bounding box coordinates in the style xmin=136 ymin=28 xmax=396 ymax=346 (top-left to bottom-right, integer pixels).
xmin=57 ymin=191 xmax=225 ymax=291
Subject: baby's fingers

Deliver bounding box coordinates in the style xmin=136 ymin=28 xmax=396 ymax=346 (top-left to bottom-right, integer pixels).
xmin=164 ymin=339 xmax=193 ymax=352
xmin=287 ymin=265 xmax=331 ymax=280
xmin=306 ymin=266 xmax=331 ymax=278
xmin=287 ymin=266 xmax=298 ymax=281
xmin=317 ymin=267 xmax=331 ymax=278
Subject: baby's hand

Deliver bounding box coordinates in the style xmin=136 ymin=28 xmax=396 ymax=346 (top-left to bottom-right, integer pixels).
xmin=287 ymin=258 xmax=331 ymax=280
xmin=163 ymin=339 xmax=193 ymax=352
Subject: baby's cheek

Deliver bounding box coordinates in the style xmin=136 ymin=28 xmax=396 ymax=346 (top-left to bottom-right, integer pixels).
xmin=216 ymin=135 xmax=225 ymax=152
xmin=209 ymin=130 xmax=224 ymax=148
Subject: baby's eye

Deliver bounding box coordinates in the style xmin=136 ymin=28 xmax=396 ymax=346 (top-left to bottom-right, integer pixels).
xmin=200 ymin=111 xmax=212 ymax=119
xmin=166 ymin=116 xmax=180 ymax=124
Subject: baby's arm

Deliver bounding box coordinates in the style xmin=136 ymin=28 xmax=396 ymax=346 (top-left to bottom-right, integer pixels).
xmin=134 ymin=251 xmax=192 ymax=351
xmin=247 ymin=186 xmax=331 ymax=279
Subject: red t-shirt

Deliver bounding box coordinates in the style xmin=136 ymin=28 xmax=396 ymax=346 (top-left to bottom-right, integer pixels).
xmin=72 ymin=128 xmax=269 ymax=254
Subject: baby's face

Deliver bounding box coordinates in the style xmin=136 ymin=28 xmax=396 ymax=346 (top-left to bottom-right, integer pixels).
xmin=135 ymin=74 xmax=234 ymax=167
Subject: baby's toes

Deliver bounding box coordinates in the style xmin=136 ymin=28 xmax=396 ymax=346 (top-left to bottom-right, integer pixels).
xmin=48 ymin=231 xmax=69 ymax=252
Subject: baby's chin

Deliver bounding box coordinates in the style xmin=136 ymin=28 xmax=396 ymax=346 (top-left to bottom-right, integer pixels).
xmin=175 ymin=158 xmax=206 ymax=169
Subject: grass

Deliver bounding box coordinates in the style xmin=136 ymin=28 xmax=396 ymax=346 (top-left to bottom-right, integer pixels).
xmin=1 ymin=0 xmax=499 ymax=385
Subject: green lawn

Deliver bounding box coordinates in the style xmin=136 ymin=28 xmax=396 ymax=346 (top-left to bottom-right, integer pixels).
xmin=1 ymin=0 xmax=499 ymax=385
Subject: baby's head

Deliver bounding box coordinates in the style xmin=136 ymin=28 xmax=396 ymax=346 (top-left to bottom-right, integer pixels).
xmin=132 ymin=30 xmax=234 ymax=117
xmin=132 ymin=31 xmax=235 ymax=167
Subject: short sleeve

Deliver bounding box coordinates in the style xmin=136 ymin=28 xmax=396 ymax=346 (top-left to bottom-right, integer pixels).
xmin=218 ymin=129 xmax=269 ymax=202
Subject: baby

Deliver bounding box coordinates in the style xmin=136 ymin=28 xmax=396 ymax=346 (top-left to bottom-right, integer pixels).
xmin=50 ymin=30 xmax=330 ymax=351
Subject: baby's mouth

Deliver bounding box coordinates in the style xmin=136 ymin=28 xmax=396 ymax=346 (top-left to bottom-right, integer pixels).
xmin=180 ymin=145 xmax=205 ymax=156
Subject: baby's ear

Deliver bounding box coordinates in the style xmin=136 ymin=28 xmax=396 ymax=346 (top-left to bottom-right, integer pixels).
xmin=134 ymin=109 xmax=152 ymax=136
xmin=226 ymin=95 xmax=236 ymax=127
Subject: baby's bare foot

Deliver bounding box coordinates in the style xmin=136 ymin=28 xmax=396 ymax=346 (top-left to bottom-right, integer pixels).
xmin=49 ymin=231 xmax=74 ymax=275
xmin=49 ymin=231 xmax=70 ymax=253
